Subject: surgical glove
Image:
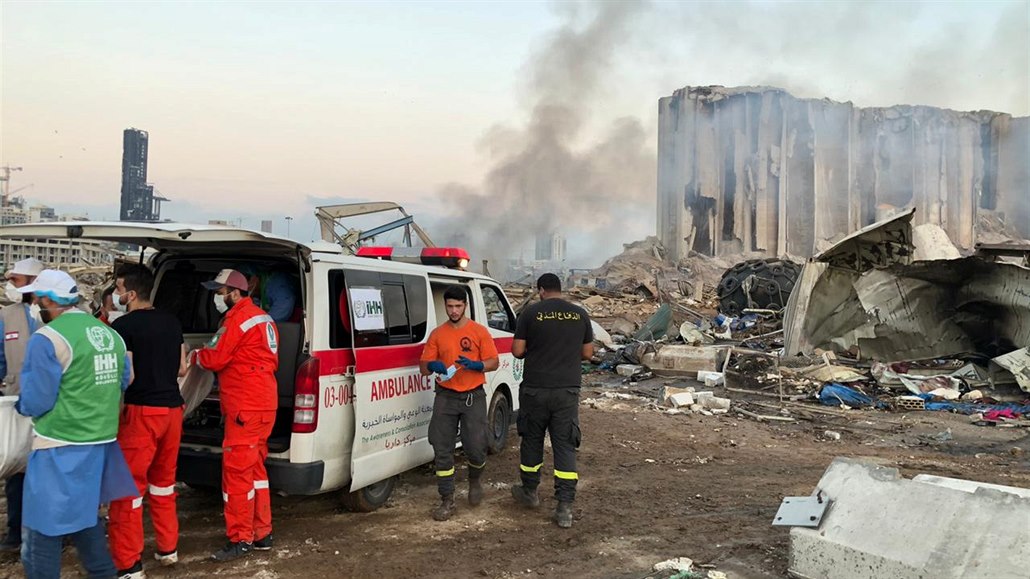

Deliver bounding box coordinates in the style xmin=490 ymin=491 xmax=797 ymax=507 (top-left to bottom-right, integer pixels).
xmin=427 ymin=360 xmax=447 ymax=374
xmin=457 ymin=356 xmax=485 ymax=372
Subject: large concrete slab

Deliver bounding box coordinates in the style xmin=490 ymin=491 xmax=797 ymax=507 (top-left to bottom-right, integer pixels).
xmin=788 ymin=457 xmax=1030 ymax=579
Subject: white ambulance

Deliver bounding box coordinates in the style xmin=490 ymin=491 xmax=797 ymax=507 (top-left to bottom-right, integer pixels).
xmin=0 ymin=222 xmax=523 ymax=511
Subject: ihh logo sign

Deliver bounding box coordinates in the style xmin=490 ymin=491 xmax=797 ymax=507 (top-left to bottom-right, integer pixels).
xmin=365 ymin=300 xmax=383 ymax=316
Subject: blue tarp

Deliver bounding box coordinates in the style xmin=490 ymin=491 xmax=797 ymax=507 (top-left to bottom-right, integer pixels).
xmin=819 ymin=383 xmax=875 ymax=408
xmin=921 ymin=400 xmax=1030 ymax=415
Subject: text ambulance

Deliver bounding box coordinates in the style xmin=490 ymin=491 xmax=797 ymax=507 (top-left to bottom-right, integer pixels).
xmin=0 ymin=223 xmax=523 ymax=510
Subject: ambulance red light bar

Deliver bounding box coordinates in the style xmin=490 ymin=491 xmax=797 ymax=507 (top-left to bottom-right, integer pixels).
xmin=356 ymin=246 xmax=471 ymax=270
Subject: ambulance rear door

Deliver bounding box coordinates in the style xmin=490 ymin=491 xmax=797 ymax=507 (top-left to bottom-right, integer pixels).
xmin=345 ymin=268 xmax=435 ymax=491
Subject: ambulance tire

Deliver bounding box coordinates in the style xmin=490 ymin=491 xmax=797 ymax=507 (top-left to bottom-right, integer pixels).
xmin=341 ymin=475 xmax=397 ymax=512
xmin=487 ymin=389 xmax=511 ymax=455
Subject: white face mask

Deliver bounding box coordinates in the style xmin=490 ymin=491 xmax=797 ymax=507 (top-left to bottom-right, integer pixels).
xmin=213 ymin=294 xmax=229 ymax=314
xmin=107 ymin=311 xmax=125 ymax=323
xmin=29 ymin=303 xmax=42 ymax=322
xmin=4 ymin=282 xmax=21 ymax=303
xmin=111 ymin=291 xmax=129 ymax=313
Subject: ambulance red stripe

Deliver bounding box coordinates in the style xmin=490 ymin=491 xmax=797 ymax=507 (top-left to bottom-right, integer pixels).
xmin=313 ymin=336 xmax=513 ymax=377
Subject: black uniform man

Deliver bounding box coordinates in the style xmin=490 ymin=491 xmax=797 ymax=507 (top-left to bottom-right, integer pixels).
xmin=510 ymin=273 xmax=593 ymax=528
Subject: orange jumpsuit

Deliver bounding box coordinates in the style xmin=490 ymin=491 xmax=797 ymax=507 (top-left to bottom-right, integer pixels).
xmin=196 ymin=298 xmax=279 ymax=544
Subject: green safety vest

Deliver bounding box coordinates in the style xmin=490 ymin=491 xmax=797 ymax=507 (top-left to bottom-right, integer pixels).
xmin=33 ymin=311 xmax=126 ymax=444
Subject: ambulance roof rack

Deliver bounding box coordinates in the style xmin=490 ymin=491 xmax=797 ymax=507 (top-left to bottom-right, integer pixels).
xmin=356 ymin=246 xmax=470 ymax=270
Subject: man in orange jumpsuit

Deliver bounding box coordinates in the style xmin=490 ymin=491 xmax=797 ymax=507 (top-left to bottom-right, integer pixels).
xmin=419 ymin=285 xmax=499 ymax=521
xmin=190 ymin=269 xmax=279 ymax=562
xmin=107 ymin=266 xmax=187 ymax=578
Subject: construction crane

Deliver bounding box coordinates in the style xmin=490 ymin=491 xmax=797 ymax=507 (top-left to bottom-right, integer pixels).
xmin=315 ymin=201 xmax=435 ymax=254
xmin=1 ymin=166 xmax=24 ymax=208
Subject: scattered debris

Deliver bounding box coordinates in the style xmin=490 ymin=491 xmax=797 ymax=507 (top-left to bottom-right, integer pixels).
xmin=653 ymin=557 xmax=694 ymax=573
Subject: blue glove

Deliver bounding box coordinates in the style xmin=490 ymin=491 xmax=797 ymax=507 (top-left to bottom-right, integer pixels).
xmin=456 ymin=356 xmax=485 ymax=372
xmin=427 ymin=361 xmax=447 ymax=374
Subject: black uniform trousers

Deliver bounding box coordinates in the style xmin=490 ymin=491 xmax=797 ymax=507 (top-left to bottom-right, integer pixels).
xmin=427 ymin=385 xmax=487 ymax=497
xmin=517 ymin=387 xmax=581 ymax=503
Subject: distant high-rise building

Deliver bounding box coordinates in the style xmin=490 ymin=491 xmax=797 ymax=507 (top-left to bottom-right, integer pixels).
xmin=535 ymin=232 xmax=566 ymax=262
xmin=120 ymin=128 xmax=167 ymax=222
xmin=260 ymin=220 xmax=273 ymax=233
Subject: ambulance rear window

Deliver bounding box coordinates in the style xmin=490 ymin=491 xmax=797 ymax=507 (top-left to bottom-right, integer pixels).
xmin=328 ymin=269 xmax=427 ymax=349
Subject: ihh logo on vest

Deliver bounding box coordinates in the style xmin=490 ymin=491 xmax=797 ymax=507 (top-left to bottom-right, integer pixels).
xmin=93 ymin=353 xmax=121 ymax=385
xmin=86 ymin=326 xmax=116 ymax=352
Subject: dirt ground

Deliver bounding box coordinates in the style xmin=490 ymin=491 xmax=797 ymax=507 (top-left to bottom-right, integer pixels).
xmin=2 ymin=376 xmax=1028 ymax=579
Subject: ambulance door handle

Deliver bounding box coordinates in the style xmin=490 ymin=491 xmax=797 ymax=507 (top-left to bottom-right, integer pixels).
xmin=343 ymin=365 xmax=355 ymax=378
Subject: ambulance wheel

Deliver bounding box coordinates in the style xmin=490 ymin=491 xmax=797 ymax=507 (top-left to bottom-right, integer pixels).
xmin=341 ymin=476 xmax=397 ymax=512
xmin=487 ymin=390 xmax=511 ymax=455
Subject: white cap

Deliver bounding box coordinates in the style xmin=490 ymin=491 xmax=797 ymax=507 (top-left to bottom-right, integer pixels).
xmin=8 ymin=258 xmax=46 ymax=278
xmin=18 ymin=269 xmax=80 ymax=304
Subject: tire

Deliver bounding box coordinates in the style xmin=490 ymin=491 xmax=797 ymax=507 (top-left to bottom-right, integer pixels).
xmin=341 ymin=475 xmax=397 ymax=512
xmin=717 ymin=258 xmax=801 ymax=315
xmin=486 ymin=389 xmax=512 ymax=455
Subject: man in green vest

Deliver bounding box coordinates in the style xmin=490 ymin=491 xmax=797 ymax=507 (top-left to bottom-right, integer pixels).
xmin=15 ymin=269 xmax=138 ymax=578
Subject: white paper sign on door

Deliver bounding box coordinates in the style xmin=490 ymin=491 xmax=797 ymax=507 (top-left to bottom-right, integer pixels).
xmin=350 ymin=287 xmax=386 ymax=332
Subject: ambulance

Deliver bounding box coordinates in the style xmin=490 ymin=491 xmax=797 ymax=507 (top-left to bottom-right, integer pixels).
xmin=0 ymin=222 xmax=523 ymax=511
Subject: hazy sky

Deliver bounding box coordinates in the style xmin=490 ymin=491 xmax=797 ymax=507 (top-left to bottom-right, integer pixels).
xmin=2 ymin=0 xmax=1027 ymax=262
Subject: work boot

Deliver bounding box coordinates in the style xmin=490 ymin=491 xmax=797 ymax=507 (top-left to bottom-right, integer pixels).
xmin=468 ymin=479 xmax=484 ymax=507
xmin=511 ymin=485 xmax=540 ymax=509
xmin=116 ymin=560 xmax=145 ymax=579
xmin=153 ymin=550 xmax=178 ymax=566
xmin=432 ymin=495 xmax=455 ymax=521
xmin=253 ymin=533 xmax=274 ymax=551
xmin=211 ymin=541 xmax=252 ymax=562
xmin=555 ymin=501 xmax=573 ymax=528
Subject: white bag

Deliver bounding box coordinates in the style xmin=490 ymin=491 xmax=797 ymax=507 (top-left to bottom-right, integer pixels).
xmin=0 ymin=396 xmax=33 ymax=479
xmin=179 ymin=365 xmax=215 ymax=418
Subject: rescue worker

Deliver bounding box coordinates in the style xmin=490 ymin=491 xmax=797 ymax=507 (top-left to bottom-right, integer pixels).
xmin=188 ymin=269 xmax=279 ymax=561
xmin=419 ymin=285 xmax=499 ymax=521
xmin=96 ymin=285 xmax=119 ymax=325
xmin=510 ymin=273 xmax=593 ymax=528
xmin=108 ymin=265 xmax=188 ymax=578
xmin=15 ymin=269 xmax=137 ymax=577
xmin=0 ymin=257 xmax=45 ymax=553
xmin=236 ymin=265 xmax=298 ymax=323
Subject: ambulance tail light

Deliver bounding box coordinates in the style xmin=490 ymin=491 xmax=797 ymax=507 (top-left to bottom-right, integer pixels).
xmin=356 ymin=246 xmax=471 ymax=270
xmin=355 ymin=246 xmax=394 ymax=260
xmin=292 ymin=357 xmax=320 ymax=434
xmin=420 ymin=247 xmax=470 ymax=270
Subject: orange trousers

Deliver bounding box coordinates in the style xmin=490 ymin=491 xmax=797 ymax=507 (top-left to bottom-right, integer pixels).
xmin=222 ymin=410 xmax=275 ymax=543
xmin=108 ymin=405 xmax=184 ymax=570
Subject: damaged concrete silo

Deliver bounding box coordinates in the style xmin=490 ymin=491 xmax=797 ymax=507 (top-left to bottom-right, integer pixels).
xmin=657 ymin=86 xmax=1030 ymax=261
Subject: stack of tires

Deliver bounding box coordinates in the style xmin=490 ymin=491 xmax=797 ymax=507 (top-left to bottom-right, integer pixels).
xmin=716 ymin=258 xmax=801 ymax=316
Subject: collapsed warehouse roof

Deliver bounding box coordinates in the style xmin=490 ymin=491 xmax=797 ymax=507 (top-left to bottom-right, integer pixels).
xmin=657 ymin=86 xmax=1030 ymax=261
xmin=783 ymin=209 xmax=1030 ymax=390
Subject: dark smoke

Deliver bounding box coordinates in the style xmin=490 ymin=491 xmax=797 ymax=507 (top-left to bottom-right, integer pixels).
xmin=435 ymin=2 xmax=656 ymax=271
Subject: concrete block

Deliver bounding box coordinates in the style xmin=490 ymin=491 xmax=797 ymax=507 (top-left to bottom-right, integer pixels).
xmin=645 ymin=345 xmax=727 ymax=377
xmin=616 ymin=364 xmax=644 ymax=377
xmin=668 ymin=392 xmax=695 ymax=408
xmin=789 ymin=457 xmax=1030 ymax=579
xmin=697 ymin=370 xmax=724 ymax=385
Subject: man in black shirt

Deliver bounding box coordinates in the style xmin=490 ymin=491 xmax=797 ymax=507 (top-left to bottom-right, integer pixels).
xmin=510 ymin=273 xmax=593 ymax=528
xmin=108 ymin=265 xmax=187 ymax=578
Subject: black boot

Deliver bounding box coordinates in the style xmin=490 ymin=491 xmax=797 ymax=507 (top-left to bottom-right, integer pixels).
xmin=432 ymin=495 xmax=455 ymax=521
xmin=555 ymin=501 xmax=573 ymax=528
xmin=468 ymin=478 xmax=484 ymax=507
xmin=511 ymin=485 xmax=540 ymax=509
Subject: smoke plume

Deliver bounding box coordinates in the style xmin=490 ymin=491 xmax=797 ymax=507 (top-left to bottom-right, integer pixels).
xmin=435 ymin=2 xmax=656 ymax=271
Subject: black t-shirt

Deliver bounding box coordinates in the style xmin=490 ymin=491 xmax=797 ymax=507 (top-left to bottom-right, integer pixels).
xmin=514 ymin=298 xmax=593 ymax=388
xmin=112 ymin=308 xmax=186 ymax=407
